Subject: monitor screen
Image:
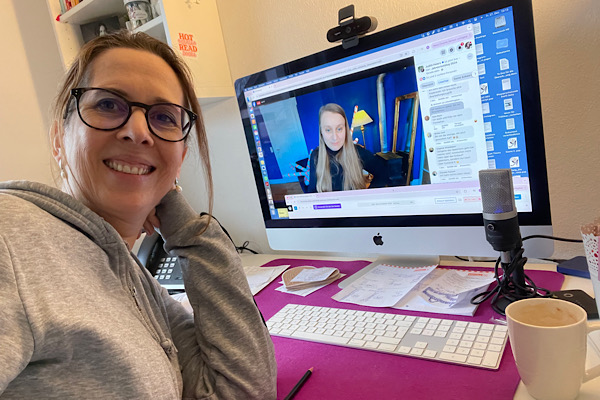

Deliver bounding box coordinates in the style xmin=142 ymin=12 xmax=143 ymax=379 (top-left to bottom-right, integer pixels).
xmin=234 ymin=0 xmax=552 ymax=259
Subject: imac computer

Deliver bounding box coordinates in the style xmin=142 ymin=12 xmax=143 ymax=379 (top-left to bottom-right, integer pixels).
xmin=234 ymin=0 xmax=552 ymax=268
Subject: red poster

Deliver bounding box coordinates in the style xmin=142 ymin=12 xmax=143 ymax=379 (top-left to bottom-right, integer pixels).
xmin=177 ymin=33 xmax=197 ymax=58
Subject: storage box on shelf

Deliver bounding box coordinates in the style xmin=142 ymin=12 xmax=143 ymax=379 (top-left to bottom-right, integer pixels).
xmin=46 ymin=0 xmax=233 ymax=101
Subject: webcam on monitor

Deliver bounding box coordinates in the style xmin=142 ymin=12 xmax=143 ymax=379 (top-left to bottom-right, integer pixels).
xmin=326 ymin=5 xmax=377 ymax=49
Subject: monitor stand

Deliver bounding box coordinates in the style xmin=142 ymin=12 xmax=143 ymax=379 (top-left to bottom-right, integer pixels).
xmin=338 ymin=255 xmax=441 ymax=288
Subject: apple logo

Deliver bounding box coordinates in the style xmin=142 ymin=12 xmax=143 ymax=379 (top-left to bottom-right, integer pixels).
xmin=373 ymin=233 xmax=384 ymax=246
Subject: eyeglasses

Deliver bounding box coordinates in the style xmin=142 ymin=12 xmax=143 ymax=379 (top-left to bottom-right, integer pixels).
xmin=68 ymin=87 xmax=197 ymax=142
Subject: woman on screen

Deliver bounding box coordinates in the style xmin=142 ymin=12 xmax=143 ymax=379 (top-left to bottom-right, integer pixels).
xmin=307 ymin=103 xmax=387 ymax=193
xmin=0 ymin=31 xmax=276 ymax=399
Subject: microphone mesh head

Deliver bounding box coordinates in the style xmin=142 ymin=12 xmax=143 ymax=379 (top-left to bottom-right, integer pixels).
xmin=479 ymin=169 xmax=516 ymax=215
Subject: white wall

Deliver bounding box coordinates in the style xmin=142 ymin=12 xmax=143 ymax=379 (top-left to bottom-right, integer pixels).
xmin=0 ymin=1 xmax=64 ymax=185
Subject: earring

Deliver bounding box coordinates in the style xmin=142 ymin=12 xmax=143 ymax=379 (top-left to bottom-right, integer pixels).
xmin=175 ymin=177 xmax=182 ymax=193
xmin=59 ymin=159 xmax=67 ymax=180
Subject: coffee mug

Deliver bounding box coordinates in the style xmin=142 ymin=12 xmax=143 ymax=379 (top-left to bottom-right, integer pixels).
xmin=506 ymin=298 xmax=600 ymax=400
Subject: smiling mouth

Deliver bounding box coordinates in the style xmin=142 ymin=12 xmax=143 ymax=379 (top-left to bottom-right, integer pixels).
xmin=105 ymin=160 xmax=154 ymax=175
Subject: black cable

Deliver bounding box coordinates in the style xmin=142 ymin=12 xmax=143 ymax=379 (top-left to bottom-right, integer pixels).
xmin=454 ymin=255 xmax=495 ymax=263
xmin=200 ymin=212 xmax=260 ymax=255
xmin=456 ymin=235 xmax=581 ymax=264
xmin=236 ymin=241 xmax=259 ymax=254
xmin=470 ymin=234 xmax=579 ymax=315
xmin=522 ymin=234 xmax=582 ymax=243
xmin=470 ymin=250 xmax=551 ymax=315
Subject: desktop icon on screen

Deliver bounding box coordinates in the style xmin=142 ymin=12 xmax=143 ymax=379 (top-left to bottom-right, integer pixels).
xmin=495 ymin=15 xmax=507 ymax=28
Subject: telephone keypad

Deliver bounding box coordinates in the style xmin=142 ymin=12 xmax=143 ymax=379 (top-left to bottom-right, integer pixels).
xmin=153 ymin=256 xmax=184 ymax=290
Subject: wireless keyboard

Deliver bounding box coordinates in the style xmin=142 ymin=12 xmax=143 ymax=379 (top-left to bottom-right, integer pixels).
xmin=267 ymin=304 xmax=508 ymax=370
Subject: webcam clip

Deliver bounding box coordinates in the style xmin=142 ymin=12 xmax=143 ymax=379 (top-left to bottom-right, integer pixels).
xmin=327 ymin=5 xmax=377 ymax=49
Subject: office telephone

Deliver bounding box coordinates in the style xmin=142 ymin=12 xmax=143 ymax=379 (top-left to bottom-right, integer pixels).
xmin=137 ymin=232 xmax=185 ymax=291
xmin=136 ymin=214 xmax=237 ymax=292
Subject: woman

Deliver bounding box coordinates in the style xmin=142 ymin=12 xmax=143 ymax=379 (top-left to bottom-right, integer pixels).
xmin=307 ymin=103 xmax=387 ymax=193
xmin=0 ymin=32 xmax=276 ymax=399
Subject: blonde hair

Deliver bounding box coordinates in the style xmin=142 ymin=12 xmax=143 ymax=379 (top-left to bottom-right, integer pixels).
xmin=49 ymin=30 xmax=212 ymax=214
xmin=315 ymin=103 xmax=366 ymax=192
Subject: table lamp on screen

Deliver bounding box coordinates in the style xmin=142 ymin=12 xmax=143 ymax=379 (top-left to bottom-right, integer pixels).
xmin=351 ymin=109 xmax=373 ymax=146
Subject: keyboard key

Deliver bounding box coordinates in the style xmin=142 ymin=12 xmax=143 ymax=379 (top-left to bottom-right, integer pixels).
xmin=423 ymin=350 xmax=437 ymax=358
xmin=349 ymin=339 xmax=366 ymax=347
xmin=410 ymin=348 xmax=424 ymax=356
xmin=375 ymin=336 xmax=401 ymax=345
xmin=440 ymin=352 xmax=468 ymax=363
xmin=482 ymin=351 xmax=501 ymax=367
xmin=379 ymin=343 xmax=397 ymax=352
xmin=467 ymin=356 xmax=483 ymax=365
xmin=488 ymin=344 xmax=503 ymax=352
xmin=456 ymin=347 xmax=470 ymax=355
xmin=294 ymin=330 xmax=350 ymax=345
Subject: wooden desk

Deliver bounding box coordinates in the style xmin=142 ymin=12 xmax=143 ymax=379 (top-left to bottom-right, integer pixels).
xmin=240 ymin=254 xmax=600 ymax=400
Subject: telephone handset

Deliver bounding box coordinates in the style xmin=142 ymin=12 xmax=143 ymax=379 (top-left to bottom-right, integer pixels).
xmin=137 ymin=232 xmax=185 ymax=291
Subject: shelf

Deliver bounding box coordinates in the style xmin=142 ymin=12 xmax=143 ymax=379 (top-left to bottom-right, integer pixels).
xmin=59 ymin=0 xmax=125 ymax=25
xmin=50 ymin=0 xmax=233 ymax=100
xmin=135 ymin=15 xmax=167 ymax=43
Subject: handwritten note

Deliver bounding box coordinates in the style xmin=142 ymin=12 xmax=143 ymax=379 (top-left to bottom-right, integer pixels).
xmin=392 ymin=268 xmax=495 ymax=315
xmin=419 ymin=269 xmax=494 ymax=309
xmin=332 ymin=264 xmax=437 ymax=307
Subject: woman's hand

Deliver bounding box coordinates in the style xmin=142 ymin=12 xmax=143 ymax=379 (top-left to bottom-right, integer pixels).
xmin=143 ymin=208 xmax=160 ymax=236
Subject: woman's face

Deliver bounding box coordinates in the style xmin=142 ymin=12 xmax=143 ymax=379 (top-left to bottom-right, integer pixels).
xmin=56 ymin=48 xmax=187 ymax=224
xmin=320 ymin=111 xmax=347 ymax=152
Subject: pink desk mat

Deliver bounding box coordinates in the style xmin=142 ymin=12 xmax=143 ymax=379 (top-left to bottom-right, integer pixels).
xmin=253 ymin=258 xmax=565 ymax=400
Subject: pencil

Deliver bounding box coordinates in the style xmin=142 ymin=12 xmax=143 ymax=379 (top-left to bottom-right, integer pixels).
xmin=283 ymin=367 xmax=313 ymax=400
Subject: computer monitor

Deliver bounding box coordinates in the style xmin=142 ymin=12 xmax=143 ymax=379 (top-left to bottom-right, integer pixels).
xmin=234 ymin=0 xmax=552 ymax=265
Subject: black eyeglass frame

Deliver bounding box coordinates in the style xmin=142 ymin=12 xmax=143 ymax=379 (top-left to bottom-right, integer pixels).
xmin=67 ymin=87 xmax=198 ymax=142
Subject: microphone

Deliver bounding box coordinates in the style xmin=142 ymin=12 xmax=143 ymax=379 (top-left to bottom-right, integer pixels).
xmin=478 ymin=168 xmax=527 ymax=299
xmin=478 ymin=169 xmax=522 ymax=255
xmin=473 ymin=169 xmax=550 ymax=314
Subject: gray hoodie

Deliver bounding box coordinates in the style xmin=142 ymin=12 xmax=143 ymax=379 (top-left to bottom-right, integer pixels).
xmin=0 ymin=181 xmax=276 ymax=399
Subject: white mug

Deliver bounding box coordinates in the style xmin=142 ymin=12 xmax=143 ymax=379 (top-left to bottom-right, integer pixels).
xmin=506 ymin=298 xmax=600 ymax=400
